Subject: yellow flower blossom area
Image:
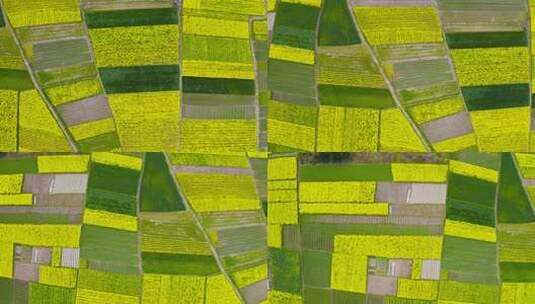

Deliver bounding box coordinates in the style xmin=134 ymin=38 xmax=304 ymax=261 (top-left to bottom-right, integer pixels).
xmin=183 ymin=16 xmax=250 ymax=39
xmin=470 ymin=107 xmax=530 ymax=152
xmin=451 ymin=47 xmax=529 ymax=86
xmin=253 ymin=20 xmax=268 ymax=40
xmin=3 ymin=0 xmax=81 ymax=28
xmin=246 ymin=151 xmax=268 ymax=159
xmin=52 ymin=247 xmax=61 ymax=267
xmin=180 ymin=119 xmax=257 ymax=153
xmin=444 ymin=219 xmax=496 ymax=243
xmin=230 ymin=263 xmax=268 ymax=288
xmin=39 ymin=265 xmax=77 ymax=288
xmin=270 ymin=44 xmax=315 ymax=65
xmin=449 ymin=160 xmax=498 ymax=183
xmin=500 ymin=283 xmax=535 ymax=304
xmin=91 ymin=152 xmax=142 ymax=171
xmin=267 ymin=0 xmax=277 ymax=11
xmin=0 ymin=174 xmax=23 ymax=194
xmin=412 ymin=259 xmax=422 ymax=279
xmin=37 ymin=155 xmax=89 ymax=173
xmin=330 ymin=254 xmax=367 ymax=293
xmin=391 ymin=163 xmax=448 ymax=182
xmin=268 ymin=201 xmax=298 ymax=224
xmin=0 ymin=193 xmax=33 ymax=206
xmin=176 ymin=173 xmax=260 ymax=212
xmin=299 ymin=202 xmax=389 ymax=215
xmin=205 ymin=274 xmax=242 ymax=304
xmin=45 ymin=78 xmax=101 ymax=106
xmin=397 ymin=278 xmax=439 ymax=300
xmin=433 ymin=133 xmax=477 ymax=152
xmin=182 ymin=60 xmax=255 ymax=79
xmin=408 ymin=97 xmax=465 ymax=125
xmin=268 ymin=119 xmax=316 ymax=152
xmin=90 ymin=25 xmax=179 ymax=67
xmin=514 ymin=153 xmax=535 ymax=178
xmin=269 ymin=187 xmax=296 ymax=201
xmin=268 ymin=224 xmax=282 ymax=248
xmin=168 ymin=153 xmax=250 ymax=168
xmin=268 ymin=157 xmax=297 ymax=180
xmin=70 ymin=118 xmax=116 ymax=141
xmin=0 ymin=224 xmax=81 ymax=247
xmin=183 ymin=0 xmax=265 ymax=16
xmin=269 ymin=189 xmax=297 ymax=202
xmin=18 ymin=90 xmax=71 ymax=152
xmin=317 ymin=106 xmax=379 ymax=152
xmin=353 ymin=7 xmax=443 ymax=45
xmin=183 ymin=34 xmax=252 ymax=64
xmin=142 ymin=274 xmax=205 ymax=303
xmin=0 ymin=241 xmax=13 ymax=278
xmin=299 ymin=181 xmax=376 ymax=202
xmin=75 ymin=288 xmax=139 ymax=304
xmin=83 ymin=208 xmax=138 ymax=232
xmin=0 ymin=90 xmax=18 ymax=151
xmin=334 ymin=235 xmax=443 ymax=259
xmin=380 ymin=108 xmax=427 ymax=152
xmin=268 ymin=180 xmax=297 ymax=190
xmin=109 ymin=91 xmax=180 ymax=151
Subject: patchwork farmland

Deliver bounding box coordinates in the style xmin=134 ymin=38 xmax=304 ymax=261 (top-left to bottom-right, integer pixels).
xmin=1 ymin=151 xmax=535 ymax=303
xmin=266 ymin=0 xmax=535 ymax=152
xmin=2 ymin=0 xmax=535 ymax=152
xmin=0 ymin=152 xmax=268 ymax=303
xmin=1 ymin=0 xmax=535 ymax=303
xmin=268 ymin=152 xmax=535 ymax=303
xmin=0 ymin=0 xmax=267 ymax=152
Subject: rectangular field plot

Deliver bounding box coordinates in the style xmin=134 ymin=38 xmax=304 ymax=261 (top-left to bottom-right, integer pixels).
xmin=267 ymin=152 xmax=535 ymax=303
xmin=0 ymin=152 xmax=267 ymax=303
